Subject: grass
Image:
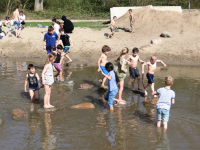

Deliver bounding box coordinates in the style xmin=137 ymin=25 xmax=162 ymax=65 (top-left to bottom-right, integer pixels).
xmin=24 ymin=21 xmax=110 ymax=30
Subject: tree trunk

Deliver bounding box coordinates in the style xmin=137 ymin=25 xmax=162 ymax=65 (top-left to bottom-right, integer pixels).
xmin=34 ymin=0 xmax=43 ymax=11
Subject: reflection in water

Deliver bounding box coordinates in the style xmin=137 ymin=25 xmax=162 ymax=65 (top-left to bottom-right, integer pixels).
xmin=156 ymin=129 xmax=170 ymax=150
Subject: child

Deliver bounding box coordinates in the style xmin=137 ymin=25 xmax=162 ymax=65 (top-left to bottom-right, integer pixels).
xmin=24 ymin=64 xmax=40 ymax=102
xmin=97 ymin=45 xmax=111 ymax=89
xmin=117 ymin=47 xmax=129 ymax=103
xmin=42 ymin=53 xmax=56 ymax=108
xmin=51 ymin=45 xmax=65 ymax=81
xmin=101 ymin=62 xmax=119 ymax=111
xmin=52 ymin=18 xmax=59 ymax=35
xmin=56 ymin=21 xmax=62 ymax=29
xmin=4 ymin=17 xmax=12 ymax=27
xmin=143 ymin=55 xmax=167 ymax=96
xmin=59 ymin=28 xmax=73 ymax=64
xmin=108 ymin=16 xmax=117 ymax=39
xmin=127 ymin=47 xmax=145 ymax=91
xmin=128 ymin=9 xmax=135 ymax=33
xmin=43 ymin=26 xmax=59 ymax=55
xmin=152 ymin=76 xmax=175 ymax=129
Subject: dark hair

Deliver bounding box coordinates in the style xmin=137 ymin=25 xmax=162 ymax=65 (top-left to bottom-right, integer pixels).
xmin=16 ymin=6 xmax=19 ymax=9
xmin=19 ymin=11 xmax=23 ymax=14
xmin=105 ymin=62 xmax=120 ymax=83
xmin=57 ymin=44 xmax=63 ymax=50
xmin=6 ymin=16 xmax=9 ymax=20
xmin=102 ymin=45 xmax=111 ymax=53
xmin=28 ymin=64 xmax=35 ymax=70
xmin=52 ymin=18 xmax=56 ymax=22
xmin=113 ymin=16 xmax=117 ymax=19
xmin=129 ymin=9 xmax=132 ymax=12
xmin=59 ymin=28 xmax=64 ymax=32
xmin=48 ymin=26 xmax=54 ymax=32
xmin=57 ymin=21 xmax=60 ymax=25
xmin=132 ymin=47 xmax=139 ymax=53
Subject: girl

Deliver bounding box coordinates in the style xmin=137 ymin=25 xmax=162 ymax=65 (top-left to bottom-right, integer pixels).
xmin=42 ymin=53 xmax=56 ymax=108
xmin=101 ymin=62 xmax=119 ymax=110
xmin=117 ymin=47 xmax=129 ymax=103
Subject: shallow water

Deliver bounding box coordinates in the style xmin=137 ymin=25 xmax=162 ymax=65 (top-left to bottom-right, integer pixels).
xmin=0 ymin=58 xmax=200 ymax=150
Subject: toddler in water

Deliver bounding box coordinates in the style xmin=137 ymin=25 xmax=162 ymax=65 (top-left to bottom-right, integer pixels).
xmin=24 ymin=64 xmax=40 ymax=101
xmin=152 ymin=76 xmax=175 ymax=129
xmin=42 ymin=54 xmax=56 ymax=109
xmin=101 ymin=62 xmax=119 ymax=111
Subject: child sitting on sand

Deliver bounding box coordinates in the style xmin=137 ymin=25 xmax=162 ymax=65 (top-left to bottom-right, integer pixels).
xmin=42 ymin=53 xmax=56 ymax=109
xmin=108 ymin=16 xmax=117 ymax=39
xmin=127 ymin=47 xmax=145 ymax=91
xmin=98 ymin=45 xmax=111 ymax=89
xmin=51 ymin=45 xmax=65 ymax=81
xmin=152 ymin=75 xmax=175 ymax=129
xmin=143 ymin=55 xmax=166 ymax=96
xmin=24 ymin=64 xmax=40 ymax=102
xmin=59 ymin=28 xmax=73 ymax=64
xmin=101 ymin=62 xmax=119 ymax=111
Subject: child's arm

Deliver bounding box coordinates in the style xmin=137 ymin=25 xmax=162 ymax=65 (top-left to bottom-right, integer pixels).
xmin=51 ymin=46 xmax=57 ymax=54
xmin=121 ymin=59 xmax=127 ymax=73
xmin=97 ymin=54 xmax=103 ymax=72
xmin=60 ymin=52 xmax=65 ymax=64
xmin=100 ymin=70 xmax=112 ymax=80
xmin=43 ymin=40 xmax=46 ymax=50
xmin=126 ymin=55 xmax=132 ymax=66
xmin=24 ymin=74 xmax=28 ymax=92
xmin=69 ymin=37 xmax=74 ymax=48
xmin=172 ymin=99 xmax=175 ymax=104
xmin=36 ymin=73 xmax=40 ymax=90
xmin=157 ymin=60 xmax=167 ymax=67
xmin=152 ymin=91 xmax=159 ymax=96
xmin=41 ymin=64 xmax=49 ymax=85
xmin=138 ymin=56 xmax=145 ymax=64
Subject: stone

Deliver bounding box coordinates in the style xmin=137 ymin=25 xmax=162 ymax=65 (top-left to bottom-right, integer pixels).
xmin=143 ymin=97 xmax=159 ymax=107
xmin=11 ymin=109 xmax=26 ymax=120
xmin=78 ymin=83 xmax=94 ymax=89
xmin=151 ymin=39 xmax=163 ymax=45
xmin=55 ymin=80 xmax=75 ymax=86
xmin=0 ymin=119 xmax=3 ymax=126
xmin=70 ymin=102 xmax=95 ymax=109
xmin=114 ymin=101 xmax=134 ymax=107
xmin=160 ymin=31 xmax=172 ymax=38
xmin=36 ymin=107 xmax=59 ymax=113
xmin=67 ymin=63 xmax=87 ymax=68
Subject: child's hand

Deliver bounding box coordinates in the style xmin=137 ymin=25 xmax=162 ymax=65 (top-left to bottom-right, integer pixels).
xmin=24 ymin=89 xmax=27 ymax=92
xmin=37 ymin=86 xmax=40 ymax=90
xmin=164 ymin=64 xmax=167 ymax=67
xmin=152 ymin=92 xmax=156 ymax=95
xmin=71 ymin=44 xmax=74 ymax=48
xmin=42 ymin=81 xmax=45 ymax=85
xmin=43 ymin=46 xmax=46 ymax=50
xmin=97 ymin=68 xmax=101 ymax=72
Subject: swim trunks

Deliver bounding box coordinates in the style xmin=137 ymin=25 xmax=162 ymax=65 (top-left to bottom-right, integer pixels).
xmin=129 ymin=67 xmax=140 ymax=79
xmin=146 ymin=72 xmax=154 ymax=84
xmin=29 ymin=88 xmax=38 ymax=91
xmin=130 ymin=22 xmax=134 ymax=27
xmin=100 ymin=66 xmax=109 ymax=75
xmin=14 ymin=20 xmax=21 ymax=29
xmin=63 ymin=46 xmax=70 ymax=53
xmin=54 ymin=63 xmax=63 ymax=72
xmin=110 ymin=27 xmax=115 ymax=32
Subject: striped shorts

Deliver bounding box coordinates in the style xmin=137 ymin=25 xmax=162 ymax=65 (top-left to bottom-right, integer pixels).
xmin=54 ymin=63 xmax=63 ymax=72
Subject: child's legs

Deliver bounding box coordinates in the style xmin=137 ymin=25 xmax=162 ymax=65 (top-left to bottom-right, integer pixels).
xmin=104 ymin=91 xmax=110 ymax=101
xmin=64 ymin=54 xmax=72 ymax=63
xmin=137 ymin=76 xmax=141 ymax=89
xmin=162 ymin=109 xmax=170 ymax=129
xmin=157 ymin=109 xmax=162 ymax=127
xmin=34 ymin=90 xmax=39 ymax=100
xmin=29 ymin=90 xmax=34 ymax=101
xmin=108 ymin=89 xmax=118 ymax=110
xmin=44 ymin=85 xmax=51 ymax=107
xmin=102 ymin=76 xmax=107 ymax=86
xmin=118 ymin=80 xmax=124 ymax=100
xmin=151 ymin=83 xmax=155 ymax=93
xmin=131 ymin=78 xmax=135 ymax=90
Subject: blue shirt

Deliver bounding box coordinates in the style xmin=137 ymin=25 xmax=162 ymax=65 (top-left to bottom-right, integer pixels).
xmin=44 ymin=32 xmax=58 ymax=50
xmin=108 ymin=71 xmax=118 ymax=92
xmin=156 ymin=87 xmax=175 ymax=110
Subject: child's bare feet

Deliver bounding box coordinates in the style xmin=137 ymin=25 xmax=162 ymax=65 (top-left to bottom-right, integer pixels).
xmin=132 ymin=88 xmax=136 ymax=91
xmin=144 ymin=90 xmax=148 ymax=96
xmin=99 ymin=79 xmax=103 ymax=83
xmin=138 ymin=88 xmax=143 ymax=91
xmin=101 ymin=85 xmax=108 ymax=89
xmin=48 ymin=105 xmax=55 ymax=108
xmin=60 ymin=78 xmax=64 ymax=82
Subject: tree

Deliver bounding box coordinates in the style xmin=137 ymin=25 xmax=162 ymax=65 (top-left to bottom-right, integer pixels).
xmin=34 ymin=0 xmax=43 ymax=11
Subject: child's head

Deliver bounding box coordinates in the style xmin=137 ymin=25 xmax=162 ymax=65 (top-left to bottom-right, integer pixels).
xmin=59 ymin=28 xmax=65 ymax=35
xmin=28 ymin=64 xmax=35 ymax=73
xmin=132 ymin=47 xmax=139 ymax=57
xmin=102 ymin=45 xmax=111 ymax=54
xmin=57 ymin=21 xmax=60 ymax=25
xmin=105 ymin=62 xmax=120 ymax=83
xmin=117 ymin=47 xmax=129 ymax=61
xmin=128 ymin=9 xmax=132 ymax=14
xmin=6 ymin=16 xmax=9 ymax=20
xmin=57 ymin=44 xmax=63 ymax=53
xmin=45 ymin=53 xmax=56 ymax=65
xmin=150 ymin=55 xmax=157 ymax=64
xmin=113 ymin=16 xmax=117 ymax=21
xmin=19 ymin=11 xmax=23 ymax=16
xmin=165 ymin=75 xmax=173 ymax=86
xmin=48 ymin=26 xmax=54 ymax=34
xmin=52 ymin=18 xmax=56 ymax=24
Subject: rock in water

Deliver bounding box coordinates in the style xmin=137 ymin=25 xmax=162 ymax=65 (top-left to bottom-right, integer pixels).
xmin=143 ymin=97 xmax=159 ymax=107
xmin=55 ymin=80 xmax=75 ymax=86
xmin=160 ymin=31 xmax=172 ymax=38
xmin=78 ymin=83 xmax=93 ymax=89
xmin=70 ymin=102 xmax=95 ymax=109
xmin=36 ymin=107 xmax=59 ymax=113
xmin=151 ymin=39 xmax=162 ymax=45
xmin=0 ymin=119 xmax=3 ymax=126
xmin=11 ymin=109 xmax=26 ymax=120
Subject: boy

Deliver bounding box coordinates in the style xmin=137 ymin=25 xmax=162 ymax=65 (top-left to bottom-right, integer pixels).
xmin=108 ymin=16 xmax=117 ymax=39
xmin=59 ymin=28 xmax=73 ymax=64
xmin=97 ymin=45 xmax=111 ymax=89
xmin=12 ymin=7 xmax=22 ymax=38
xmin=127 ymin=47 xmax=145 ymax=91
xmin=43 ymin=26 xmax=59 ymax=55
xmin=52 ymin=18 xmax=59 ymax=35
xmin=128 ymin=9 xmax=135 ymax=33
xmin=51 ymin=45 xmax=65 ymax=81
xmin=143 ymin=55 xmax=166 ymax=96
xmin=24 ymin=64 xmax=40 ymax=101
xmin=152 ymin=76 xmax=175 ymax=129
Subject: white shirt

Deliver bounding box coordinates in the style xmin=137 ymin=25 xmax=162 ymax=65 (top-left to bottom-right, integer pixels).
xmin=53 ymin=23 xmax=60 ymax=35
xmin=19 ymin=14 xmax=26 ymax=22
xmin=0 ymin=21 xmax=2 ymax=26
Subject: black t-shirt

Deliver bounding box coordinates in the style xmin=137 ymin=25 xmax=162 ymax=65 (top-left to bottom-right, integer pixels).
xmin=60 ymin=34 xmax=70 ymax=46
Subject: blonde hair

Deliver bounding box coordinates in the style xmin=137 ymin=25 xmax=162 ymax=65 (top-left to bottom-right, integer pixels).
xmin=117 ymin=47 xmax=129 ymax=61
xmin=44 ymin=53 xmax=56 ymax=65
xmin=165 ymin=75 xmax=174 ymax=86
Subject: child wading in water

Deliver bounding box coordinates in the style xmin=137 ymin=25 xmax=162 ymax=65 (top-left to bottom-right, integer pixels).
xmin=101 ymin=62 xmax=119 ymax=111
xmin=152 ymin=76 xmax=175 ymax=129
xmin=108 ymin=16 xmax=117 ymax=39
xmin=24 ymin=64 xmax=40 ymax=101
xmin=143 ymin=55 xmax=166 ymax=96
xmin=42 ymin=54 xmax=56 ymax=108
xmin=51 ymin=45 xmax=65 ymax=81
xmin=98 ymin=45 xmax=111 ymax=89
xmin=117 ymin=47 xmax=129 ymax=104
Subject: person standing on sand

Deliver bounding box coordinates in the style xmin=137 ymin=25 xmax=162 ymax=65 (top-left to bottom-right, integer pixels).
xmin=128 ymin=9 xmax=135 ymax=33
xmin=108 ymin=16 xmax=117 ymax=39
xmin=61 ymin=15 xmax=74 ymax=33
xmin=12 ymin=6 xmax=22 ymax=38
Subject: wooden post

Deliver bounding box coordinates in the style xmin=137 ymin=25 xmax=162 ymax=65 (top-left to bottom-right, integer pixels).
xmin=34 ymin=0 xmax=43 ymax=11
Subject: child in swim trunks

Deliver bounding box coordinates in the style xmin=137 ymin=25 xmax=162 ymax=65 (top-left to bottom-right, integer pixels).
xmin=51 ymin=45 xmax=65 ymax=81
xmin=143 ymin=55 xmax=167 ymax=96
xmin=24 ymin=64 xmax=40 ymax=102
xmin=59 ymin=28 xmax=73 ymax=64
xmin=128 ymin=9 xmax=135 ymax=33
xmin=97 ymin=45 xmax=111 ymax=89
xmin=108 ymin=16 xmax=117 ymax=39
xmin=127 ymin=47 xmax=145 ymax=91
xmin=117 ymin=47 xmax=129 ymax=103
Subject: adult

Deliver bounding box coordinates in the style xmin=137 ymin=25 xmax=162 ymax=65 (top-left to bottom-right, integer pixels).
xmin=4 ymin=17 xmax=12 ymax=27
xmin=12 ymin=6 xmax=22 ymax=38
xmin=19 ymin=11 xmax=26 ymax=25
xmin=61 ymin=15 xmax=74 ymax=33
